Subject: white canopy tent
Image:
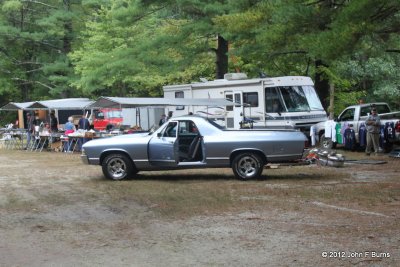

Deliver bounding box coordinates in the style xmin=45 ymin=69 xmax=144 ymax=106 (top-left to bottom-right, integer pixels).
xmin=1 ymin=98 xmax=95 ymax=129
xmin=1 ymin=98 xmax=94 ymax=111
xmin=26 ymin=98 xmax=94 ymax=110
xmin=86 ymin=96 xmax=234 ymax=109
xmin=0 ymin=101 xmax=35 ymax=111
xmin=87 ymin=97 xmax=235 ymax=130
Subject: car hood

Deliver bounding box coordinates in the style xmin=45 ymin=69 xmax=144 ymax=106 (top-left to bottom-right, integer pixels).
xmin=83 ymin=132 xmax=151 ymax=148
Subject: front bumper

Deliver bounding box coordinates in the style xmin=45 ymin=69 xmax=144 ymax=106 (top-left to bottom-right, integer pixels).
xmin=81 ymin=154 xmax=89 ymax=165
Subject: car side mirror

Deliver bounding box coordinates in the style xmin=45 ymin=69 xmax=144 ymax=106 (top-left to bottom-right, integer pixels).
xmin=157 ymin=132 xmax=162 ymax=138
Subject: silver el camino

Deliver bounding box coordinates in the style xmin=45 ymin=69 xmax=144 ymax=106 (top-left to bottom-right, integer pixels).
xmin=81 ymin=116 xmax=308 ymax=180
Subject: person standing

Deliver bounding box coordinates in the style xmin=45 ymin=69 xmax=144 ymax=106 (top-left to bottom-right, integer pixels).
xmin=78 ymin=114 xmax=90 ymax=131
xmin=64 ymin=116 xmax=76 ymax=134
xmin=159 ymin=114 xmax=167 ymax=126
xmin=365 ymin=107 xmax=381 ymax=156
xmin=167 ymin=111 xmax=173 ymax=121
xmin=49 ymin=112 xmax=58 ymax=132
xmin=24 ymin=112 xmax=34 ymax=149
xmin=64 ymin=117 xmax=76 ymax=152
xmin=78 ymin=114 xmax=90 ymax=151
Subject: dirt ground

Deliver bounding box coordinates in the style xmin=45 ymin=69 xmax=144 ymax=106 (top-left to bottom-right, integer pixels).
xmin=0 ymin=149 xmax=399 ymax=267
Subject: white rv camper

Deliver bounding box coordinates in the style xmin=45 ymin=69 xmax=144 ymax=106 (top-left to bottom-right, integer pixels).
xmin=163 ymin=73 xmax=327 ymax=132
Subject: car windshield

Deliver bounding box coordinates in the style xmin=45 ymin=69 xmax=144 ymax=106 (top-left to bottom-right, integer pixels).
xmin=266 ymin=85 xmax=324 ymax=112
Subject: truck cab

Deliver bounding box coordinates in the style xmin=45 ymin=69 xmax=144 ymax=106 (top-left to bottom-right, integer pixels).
xmin=92 ymin=108 xmax=123 ymax=131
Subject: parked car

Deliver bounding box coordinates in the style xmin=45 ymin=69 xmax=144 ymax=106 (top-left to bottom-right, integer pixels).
xmin=81 ymin=115 xmax=308 ymax=180
xmin=314 ymin=102 xmax=400 ymax=151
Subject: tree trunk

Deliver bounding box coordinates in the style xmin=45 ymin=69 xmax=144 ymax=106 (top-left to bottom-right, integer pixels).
xmin=314 ymin=60 xmax=330 ymax=110
xmin=329 ymin=82 xmax=335 ymax=120
xmin=216 ymin=35 xmax=228 ymax=79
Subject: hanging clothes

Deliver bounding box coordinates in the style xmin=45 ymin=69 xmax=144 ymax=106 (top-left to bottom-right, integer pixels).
xmin=310 ymin=125 xmax=316 ymax=146
xmin=335 ymin=123 xmax=342 ymax=144
xmin=343 ymin=126 xmax=356 ymax=150
xmin=324 ymin=120 xmax=336 ymax=142
xmin=324 ymin=120 xmax=332 ymax=138
xmin=358 ymin=123 xmax=367 ymax=148
xmin=384 ymin=122 xmax=395 ymax=141
xmin=379 ymin=125 xmax=385 ymax=149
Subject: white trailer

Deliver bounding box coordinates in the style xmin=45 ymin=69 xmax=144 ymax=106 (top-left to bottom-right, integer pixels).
xmin=163 ymin=73 xmax=328 ymax=132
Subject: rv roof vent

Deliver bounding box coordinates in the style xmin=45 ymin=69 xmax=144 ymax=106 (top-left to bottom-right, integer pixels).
xmin=224 ymin=73 xmax=248 ymax=80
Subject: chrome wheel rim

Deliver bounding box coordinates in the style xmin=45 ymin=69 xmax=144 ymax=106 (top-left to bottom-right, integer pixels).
xmin=108 ymin=158 xmax=126 ymax=179
xmin=322 ymin=138 xmax=331 ymax=149
xmin=237 ymin=156 xmax=257 ymax=178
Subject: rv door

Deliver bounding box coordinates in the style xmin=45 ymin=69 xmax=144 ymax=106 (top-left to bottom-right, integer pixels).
xmin=224 ymin=91 xmax=243 ymax=129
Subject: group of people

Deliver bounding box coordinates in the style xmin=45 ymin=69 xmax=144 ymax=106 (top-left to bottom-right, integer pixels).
xmin=63 ymin=114 xmax=91 ymax=152
xmin=25 ymin=112 xmax=91 ymax=151
xmin=25 ymin=112 xmax=58 ymax=150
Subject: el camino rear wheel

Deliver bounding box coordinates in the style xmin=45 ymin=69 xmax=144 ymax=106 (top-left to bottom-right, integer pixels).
xmin=232 ymin=153 xmax=263 ymax=180
xmin=102 ymin=153 xmax=135 ymax=180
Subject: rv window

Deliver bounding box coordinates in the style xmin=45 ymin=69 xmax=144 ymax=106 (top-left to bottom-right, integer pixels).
xmin=234 ymin=93 xmax=241 ymax=107
xmin=302 ymin=86 xmax=324 ymax=110
xmin=265 ymin=87 xmax=284 ymax=113
xmin=175 ymin=91 xmax=184 ymax=110
xmin=225 ymin=94 xmax=233 ymax=111
xmin=280 ymin=86 xmax=309 ymax=112
xmin=243 ymin=92 xmax=258 ymax=107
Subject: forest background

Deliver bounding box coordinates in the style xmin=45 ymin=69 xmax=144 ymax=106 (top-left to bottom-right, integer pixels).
xmin=0 ymin=0 xmax=399 ymax=124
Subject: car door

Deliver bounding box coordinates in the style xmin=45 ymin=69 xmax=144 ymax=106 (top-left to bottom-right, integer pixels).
xmin=148 ymin=121 xmax=179 ymax=166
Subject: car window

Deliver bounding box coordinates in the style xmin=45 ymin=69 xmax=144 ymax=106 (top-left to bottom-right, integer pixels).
xmin=163 ymin=122 xmax=177 ymax=137
xmin=339 ymin=108 xmax=355 ymax=121
xmin=96 ymin=111 xmax=104 ymax=119
xmin=376 ymin=105 xmax=390 ymax=114
xmin=178 ymin=121 xmax=199 ymax=135
xmin=360 ymin=107 xmax=370 ymax=117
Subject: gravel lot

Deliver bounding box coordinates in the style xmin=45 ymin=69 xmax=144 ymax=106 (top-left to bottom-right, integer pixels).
xmin=0 ymin=149 xmax=399 ymax=267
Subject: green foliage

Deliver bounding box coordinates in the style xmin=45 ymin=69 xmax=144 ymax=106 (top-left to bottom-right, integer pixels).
xmin=0 ymin=0 xmax=398 ymax=112
xmin=0 ymin=0 xmax=86 ymax=102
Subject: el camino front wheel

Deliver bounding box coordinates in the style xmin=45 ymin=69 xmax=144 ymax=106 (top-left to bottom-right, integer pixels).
xmin=232 ymin=153 xmax=263 ymax=180
xmin=102 ymin=153 xmax=135 ymax=180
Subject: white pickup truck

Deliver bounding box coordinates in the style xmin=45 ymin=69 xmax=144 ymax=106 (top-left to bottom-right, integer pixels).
xmin=314 ymin=102 xmax=400 ymax=151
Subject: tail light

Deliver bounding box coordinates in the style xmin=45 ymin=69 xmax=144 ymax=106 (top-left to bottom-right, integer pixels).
xmin=396 ymin=121 xmax=400 ymax=133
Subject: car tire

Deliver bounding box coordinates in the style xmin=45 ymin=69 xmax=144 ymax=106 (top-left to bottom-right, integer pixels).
xmin=232 ymin=153 xmax=264 ymax=180
xmin=102 ymin=153 xmax=135 ymax=180
xmin=319 ymin=134 xmax=336 ymax=149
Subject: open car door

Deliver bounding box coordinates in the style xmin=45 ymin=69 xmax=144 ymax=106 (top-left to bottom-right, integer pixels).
xmin=148 ymin=121 xmax=179 ymax=166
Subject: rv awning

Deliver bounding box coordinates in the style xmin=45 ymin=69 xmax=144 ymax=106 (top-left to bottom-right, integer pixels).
xmin=26 ymin=98 xmax=94 ymax=110
xmin=0 ymin=101 xmax=35 ymax=110
xmin=87 ymin=97 xmax=234 ymax=109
